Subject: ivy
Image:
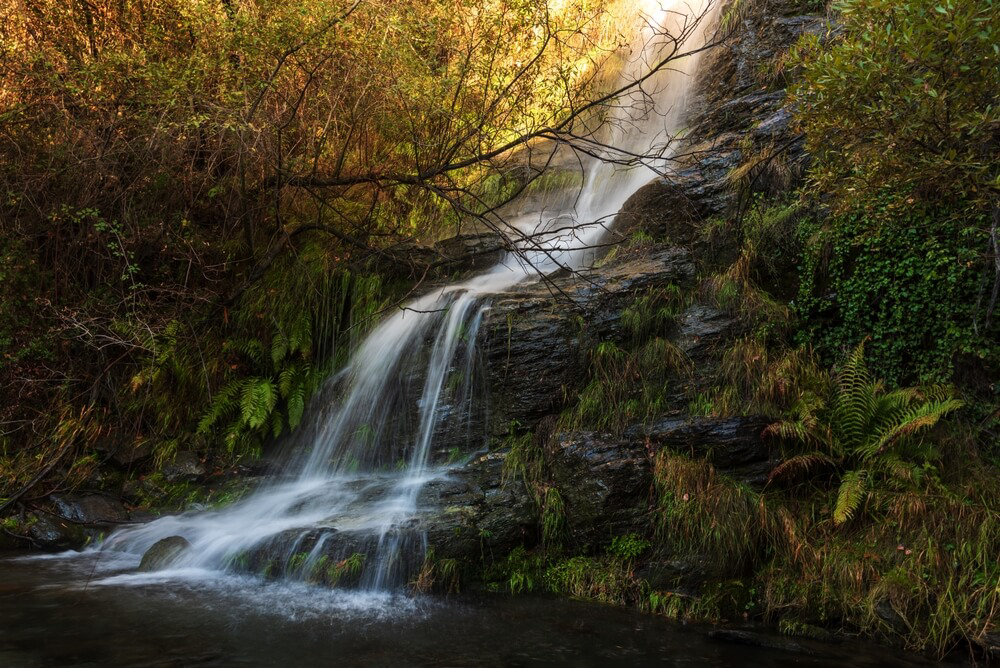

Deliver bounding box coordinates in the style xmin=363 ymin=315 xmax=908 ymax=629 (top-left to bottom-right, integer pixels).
xmin=794 ymin=194 xmax=995 ymax=385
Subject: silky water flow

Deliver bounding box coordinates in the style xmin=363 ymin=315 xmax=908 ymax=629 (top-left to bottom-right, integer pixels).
xmin=86 ymin=0 xmax=720 ymax=593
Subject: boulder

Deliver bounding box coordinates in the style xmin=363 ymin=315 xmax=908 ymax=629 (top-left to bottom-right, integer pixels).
xmin=139 ymin=535 xmax=191 ymax=571
xmin=50 ymin=493 xmax=128 ymax=526
xmin=614 ymin=179 xmax=707 ymax=244
xmin=25 ymin=512 xmax=86 ymax=550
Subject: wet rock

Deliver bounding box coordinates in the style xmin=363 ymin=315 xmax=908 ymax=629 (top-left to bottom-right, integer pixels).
xmin=424 ymin=453 xmax=537 ymax=561
xmin=635 ymin=556 xmax=714 ymax=593
xmin=161 ymin=451 xmax=205 ymax=482
xmin=708 ymin=629 xmax=807 ymax=654
xmin=675 ymin=303 xmax=739 ymax=360
xmin=139 ymin=535 xmax=191 ymax=571
xmin=479 ymin=247 xmax=696 ymax=432
xmin=615 ymin=179 xmax=707 ymax=243
xmin=631 ymin=416 xmax=775 ymax=485
xmin=874 ymin=599 xmax=909 ymax=635
xmin=26 ymin=512 xmax=86 ymax=550
xmin=546 ymin=432 xmax=652 ymax=546
xmin=50 ymin=493 xmax=128 ymax=526
xmin=432 ymin=232 xmax=507 ymax=272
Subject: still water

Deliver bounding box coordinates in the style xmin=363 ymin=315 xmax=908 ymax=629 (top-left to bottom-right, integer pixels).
xmin=0 ymin=551 xmax=949 ymax=668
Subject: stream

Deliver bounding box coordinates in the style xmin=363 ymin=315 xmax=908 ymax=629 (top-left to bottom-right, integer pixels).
xmin=0 ymin=551 xmax=951 ymax=668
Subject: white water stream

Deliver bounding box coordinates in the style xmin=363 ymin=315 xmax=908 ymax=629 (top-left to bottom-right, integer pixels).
xmin=95 ymin=0 xmax=720 ymax=590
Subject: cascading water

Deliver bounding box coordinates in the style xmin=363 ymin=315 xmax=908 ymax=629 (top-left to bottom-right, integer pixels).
xmin=96 ymin=0 xmax=720 ymax=591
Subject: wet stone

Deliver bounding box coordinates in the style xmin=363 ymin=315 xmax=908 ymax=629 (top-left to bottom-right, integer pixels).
xmin=50 ymin=493 xmax=128 ymax=526
xmin=139 ymin=535 xmax=191 ymax=571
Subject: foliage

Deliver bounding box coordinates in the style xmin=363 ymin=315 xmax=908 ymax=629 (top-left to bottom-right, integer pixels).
xmin=790 ymin=0 xmax=1000 ymax=207
xmin=0 ymin=0 xmax=720 ymax=510
xmin=795 ymin=193 xmax=997 ymax=385
xmin=413 ymin=548 xmax=461 ymax=594
xmin=767 ymin=343 xmax=963 ymax=526
xmin=790 ymin=0 xmax=999 ymax=388
xmin=653 ymin=452 xmax=768 ymax=573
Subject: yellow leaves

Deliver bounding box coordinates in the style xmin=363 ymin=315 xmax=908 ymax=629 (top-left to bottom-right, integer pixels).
xmin=130 ymin=373 xmax=146 ymax=393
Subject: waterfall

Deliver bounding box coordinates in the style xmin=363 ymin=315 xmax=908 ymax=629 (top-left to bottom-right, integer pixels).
xmin=98 ymin=0 xmax=719 ymax=590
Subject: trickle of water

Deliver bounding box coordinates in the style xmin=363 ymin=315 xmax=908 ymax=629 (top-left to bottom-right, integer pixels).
xmin=95 ymin=0 xmax=720 ymax=591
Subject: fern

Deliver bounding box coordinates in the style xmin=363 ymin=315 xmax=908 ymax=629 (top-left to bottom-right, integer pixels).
xmin=198 ymin=381 xmax=243 ymax=434
xmin=767 ymin=453 xmax=836 ymax=483
xmin=287 ymin=386 xmax=306 ymax=429
xmin=772 ymin=342 xmax=963 ymax=527
xmin=864 ymin=398 xmax=963 ymax=459
xmin=271 ymin=332 xmax=289 ymax=367
xmin=833 ymin=470 xmax=868 ymax=526
xmin=240 ymin=378 xmax=277 ymax=429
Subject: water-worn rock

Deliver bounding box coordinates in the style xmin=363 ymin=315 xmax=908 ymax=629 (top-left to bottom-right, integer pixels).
xmin=479 ymin=247 xmax=696 ymax=433
xmin=546 ymin=431 xmax=653 ymax=547
xmin=615 ymin=179 xmax=707 ymax=243
xmin=25 ymin=512 xmax=86 ymax=550
xmin=139 ymin=535 xmax=191 ymax=571
xmin=432 ymin=233 xmax=507 ymax=272
xmin=51 ymin=493 xmax=129 ymax=526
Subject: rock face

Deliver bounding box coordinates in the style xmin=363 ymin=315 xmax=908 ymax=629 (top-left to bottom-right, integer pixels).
xmin=231 ymin=413 xmax=773 ymax=582
xmin=478 ymin=247 xmax=697 ymax=433
xmin=630 ymin=416 xmax=775 ymax=486
xmin=546 ymin=432 xmax=654 ymax=546
xmin=615 ymin=180 xmax=706 ymax=243
xmin=610 ymin=7 xmax=830 ymax=231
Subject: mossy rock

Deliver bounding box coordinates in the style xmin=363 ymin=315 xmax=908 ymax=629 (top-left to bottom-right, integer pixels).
xmin=138 ymin=535 xmax=191 ymax=571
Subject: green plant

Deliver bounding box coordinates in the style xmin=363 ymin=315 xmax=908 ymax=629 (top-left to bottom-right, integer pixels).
xmin=326 ymin=553 xmax=366 ymax=586
xmin=541 ymin=486 xmax=567 ymax=550
xmin=608 ymin=533 xmax=650 ymax=561
xmin=795 ymin=195 xmax=995 ymax=385
xmin=767 ymin=343 xmax=963 ymax=525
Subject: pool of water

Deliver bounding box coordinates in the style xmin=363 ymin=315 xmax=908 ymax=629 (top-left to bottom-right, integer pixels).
xmin=0 ymin=551 xmax=950 ymax=667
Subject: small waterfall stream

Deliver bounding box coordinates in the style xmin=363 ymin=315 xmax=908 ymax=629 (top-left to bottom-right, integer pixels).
xmin=98 ymin=0 xmax=719 ymax=590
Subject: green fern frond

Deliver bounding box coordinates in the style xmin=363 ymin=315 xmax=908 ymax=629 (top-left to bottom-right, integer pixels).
xmin=287 ymin=385 xmax=306 ymax=429
xmin=271 ymin=332 xmax=289 ymax=366
xmin=768 ymin=453 xmax=837 ymax=483
xmin=865 ymin=398 xmax=963 ymax=459
xmin=832 ymin=342 xmax=876 ymax=447
xmin=240 ymin=378 xmax=277 ymax=429
xmin=198 ymin=381 xmax=243 ymax=434
xmin=833 ymin=469 xmax=868 ymax=525
xmin=227 ymin=338 xmax=264 ymax=364
xmin=269 ymin=409 xmax=285 ymax=439
xmin=287 ymin=312 xmax=313 ymax=357
xmin=881 ymin=454 xmax=923 ymax=486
